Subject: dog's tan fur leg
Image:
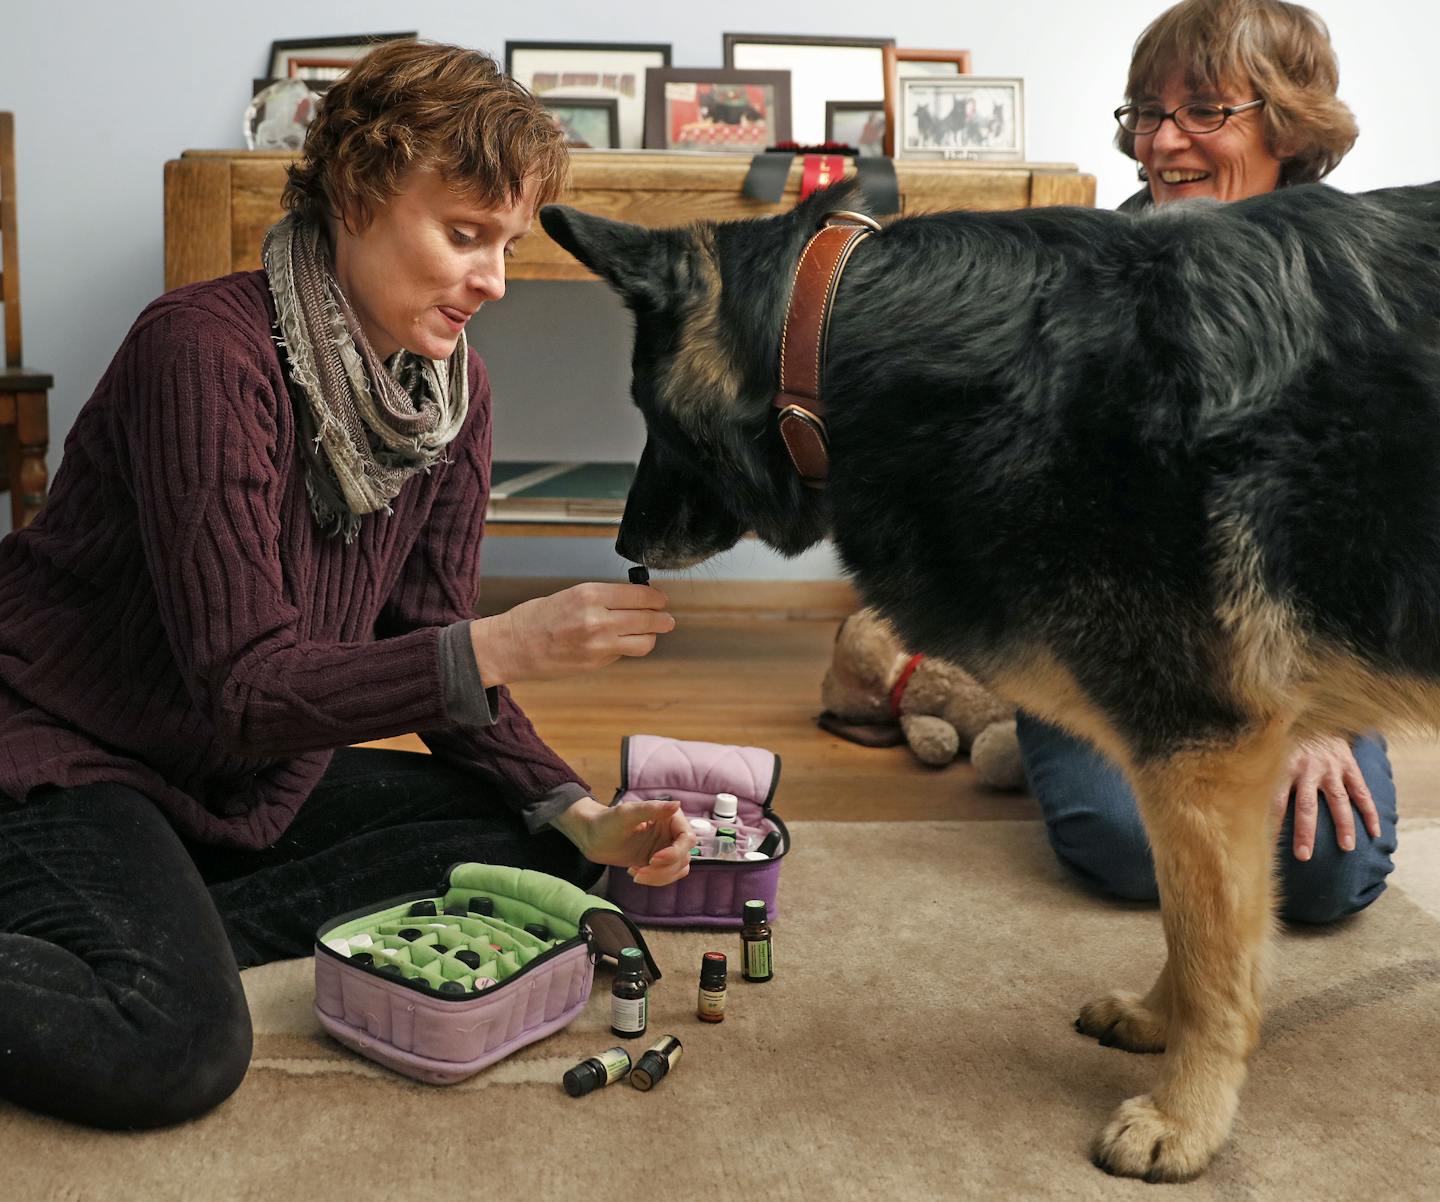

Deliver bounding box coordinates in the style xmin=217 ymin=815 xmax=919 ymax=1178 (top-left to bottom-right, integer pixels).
xmin=1089 ymin=723 xmax=1287 ymax=1182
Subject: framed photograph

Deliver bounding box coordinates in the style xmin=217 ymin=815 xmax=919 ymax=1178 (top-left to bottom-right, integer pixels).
xmin=643 ymin=69 xmax=791 ymax=154
xmin=882 ymin=47 xmax=973 ymax=155
xmin=267 ymin=33 xmax=416 ymax=80
xmin=506 ymin=41 xmax=672 ymax=150
xmin=542 ymin=97 xmax=621 ymax=149
xmin=896 ymin=76 xmax=1024 ymax=161
xmin=245 ymin=78 xmax=324 ymax=151
xmin=724 ymin=33 xmax=891 ymax=147
xmin=825 ymin=102 xmax=886 ymax=157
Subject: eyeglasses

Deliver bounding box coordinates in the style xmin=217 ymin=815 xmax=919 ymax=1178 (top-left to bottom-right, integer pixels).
xmin=1114 ymin=97 xmax=1265 ymax=135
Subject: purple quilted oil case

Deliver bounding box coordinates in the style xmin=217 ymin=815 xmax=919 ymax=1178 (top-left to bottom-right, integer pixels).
xmin=605 ymin=734 xmax=790 ymax=927
xmin=314 ymin=863 xmax=656 ymax=1085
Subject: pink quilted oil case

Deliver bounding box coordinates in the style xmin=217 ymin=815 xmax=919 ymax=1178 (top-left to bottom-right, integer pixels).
xmin=604 ymin=735 xmax=790 ymax=928
xmin=314 ymin=863 xmax=657 ymax=1085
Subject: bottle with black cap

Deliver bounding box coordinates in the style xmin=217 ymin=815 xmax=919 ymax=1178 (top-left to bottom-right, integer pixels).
xmin=563 ymin=1047 xmax=632 ymax=1097
xmin=611 ymin=946 xmax=649 ymax=1038
xmin=697 ymin=951 xmax=727 ymax=1022
xmin=630 ymin=1035 xmax=682 ymax=1090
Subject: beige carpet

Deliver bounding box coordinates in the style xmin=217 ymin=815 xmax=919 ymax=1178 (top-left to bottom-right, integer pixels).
xmin=6 ymin=818 xmax=1440 ymax=1202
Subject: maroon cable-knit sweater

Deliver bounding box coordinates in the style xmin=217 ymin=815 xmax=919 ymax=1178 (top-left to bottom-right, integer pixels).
xmin=0 ymin=271 xmax=588 ymax=848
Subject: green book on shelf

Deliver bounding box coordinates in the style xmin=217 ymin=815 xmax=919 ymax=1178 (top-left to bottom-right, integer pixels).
xmin=487 ymin=461 xmax=635 ymax=522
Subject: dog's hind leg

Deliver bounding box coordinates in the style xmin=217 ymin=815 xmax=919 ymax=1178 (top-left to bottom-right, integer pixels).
xmin=1088 ymin=722 xmax=1288 ymax=1183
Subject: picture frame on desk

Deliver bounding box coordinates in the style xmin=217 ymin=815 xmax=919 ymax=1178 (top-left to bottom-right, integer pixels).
xmin=724 ymin=33 xmax=891 ymax=147
xmin=643 ymin=68 xmax=791 ymax=154
xmin=541 ymin=97 xmax=621 ymax=149
xmin=825 ymin=102 xmax=886 ymax=158
xmin=245 ymin=78 xmax=328 ymax=151
xmin=895 ymin=76 xmax=1024 ymax=162
xmin=882 ymin=47 xmax=973 ymax=156
xmin=506 ymin=41 xmax=671 ymax=150
xmin=267 ymin=33 xmax=416 ymax=80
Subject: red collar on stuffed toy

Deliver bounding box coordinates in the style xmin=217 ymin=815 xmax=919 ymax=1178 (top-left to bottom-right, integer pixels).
xmin=889 ymin=654 xmax=925 ymax=720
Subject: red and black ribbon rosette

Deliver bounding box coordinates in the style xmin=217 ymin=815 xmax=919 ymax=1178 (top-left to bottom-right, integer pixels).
xmin=742 ymin=142 xmax=899 ymax=214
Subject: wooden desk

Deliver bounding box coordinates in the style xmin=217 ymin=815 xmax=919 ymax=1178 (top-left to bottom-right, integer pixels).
xmin=164 ymin=149 xmax=1095 ymax=289
xmin=164 ymin=150 xmax=1095 ymax=536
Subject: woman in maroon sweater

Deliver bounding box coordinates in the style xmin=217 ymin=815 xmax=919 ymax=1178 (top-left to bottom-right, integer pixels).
xmin=0 ymin=41 xmax=688 ymax=1128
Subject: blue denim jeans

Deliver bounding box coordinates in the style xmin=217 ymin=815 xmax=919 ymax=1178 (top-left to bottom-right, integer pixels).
xmin=1015 ymin=713 xmax=1398 ymax=924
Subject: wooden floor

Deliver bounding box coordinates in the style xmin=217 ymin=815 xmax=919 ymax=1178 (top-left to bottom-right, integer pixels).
xmin=369 ymin=617 xmax=1440 ymax=822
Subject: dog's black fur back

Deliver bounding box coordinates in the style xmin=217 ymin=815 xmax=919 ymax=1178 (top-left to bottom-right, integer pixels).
xmin=541 ymin=181 xmax=1440 ymax=759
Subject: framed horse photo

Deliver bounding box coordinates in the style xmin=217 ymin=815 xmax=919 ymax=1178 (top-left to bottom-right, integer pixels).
xmin=895 ymin=76 xmax=1024 ymax=161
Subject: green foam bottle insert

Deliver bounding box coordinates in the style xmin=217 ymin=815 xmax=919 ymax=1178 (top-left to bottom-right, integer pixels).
xmin=318 ymin=863 xmax=649 ymax=993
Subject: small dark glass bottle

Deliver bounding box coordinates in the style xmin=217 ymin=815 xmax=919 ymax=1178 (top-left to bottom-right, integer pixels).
xmin=523 ymin=923 xmax=552 ymax=942
xmin=563 ymin=1047 xmax=631 ymax=1097
xmin=453 ymin=949 xmax=482 ymax=970
xmin=697 ymin=951 xmax=727 ymax=1022
xmin=630 ymin=1035 xmax=682 ymax=1090
xmin=407 ymin=900 xmax=437 ymax=917
xmin=610 ymin=946 xmax=649 ymax=1038
xmin=467 ymin=896 xmax=495 ymax=917
xmin=740 ymin=899 xmax=774 ymax=982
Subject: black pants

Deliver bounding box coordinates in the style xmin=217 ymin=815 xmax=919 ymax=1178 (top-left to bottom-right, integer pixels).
xmin=0 ymin=748 xmax=598 ymax=1130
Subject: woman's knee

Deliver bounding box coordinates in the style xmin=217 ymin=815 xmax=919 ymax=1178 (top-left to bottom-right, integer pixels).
xmin=1046 ymin=810 xmax=1158 ymax=900
xmin=71 ymin=985 xmax=253 ymax=1130
xmin=1281 ymin=843 xmax=1394 ymax=925
xmin=1018 ymin=713 xmax=1158 ymax=901
xmin=1279 ymin=737 xmax=1398 ymax=925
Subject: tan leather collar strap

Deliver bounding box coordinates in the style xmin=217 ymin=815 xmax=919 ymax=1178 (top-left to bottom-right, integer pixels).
xmin=775 ymin=210 xmax=880 ymax=488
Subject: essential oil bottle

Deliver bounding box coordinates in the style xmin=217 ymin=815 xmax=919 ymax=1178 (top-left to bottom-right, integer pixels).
xmin=697 ymin=951 xmax=727 ymax=1022
xmin=712 ymin=792 xmax=739 ymax=825
xmin=611 ymin=946 xmax=649 ymax=1038
xmin=741 ymin=899 xmax=774 ymax=983
xmin=563 ymin=1047 xmax=632 ymax=1097
xmin=630 ymin=1036 xmax=683 ymax=1091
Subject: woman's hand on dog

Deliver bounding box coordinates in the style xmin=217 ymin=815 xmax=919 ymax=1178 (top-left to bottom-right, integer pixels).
xmin=1272 ymin=735 xmax=1382 ymax=861
xmin=551 ymin=797 xmax=696 ymax=885
xmin=468 ymin=583 xmax=674 ymax=686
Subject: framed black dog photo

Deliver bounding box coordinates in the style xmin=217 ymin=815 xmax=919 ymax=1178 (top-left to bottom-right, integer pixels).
xmin=642 ymin=68 xmax=791 ymax=153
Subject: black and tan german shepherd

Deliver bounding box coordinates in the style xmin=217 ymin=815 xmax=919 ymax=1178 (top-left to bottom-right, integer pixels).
xmin=540 ymin=179 xmax=1440 ymax=1181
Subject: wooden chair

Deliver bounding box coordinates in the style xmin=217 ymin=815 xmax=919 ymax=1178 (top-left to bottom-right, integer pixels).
xmin=0 ymin=112 xmax=51 ymax=530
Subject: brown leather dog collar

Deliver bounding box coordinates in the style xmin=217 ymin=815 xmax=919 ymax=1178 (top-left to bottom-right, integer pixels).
xmin=774 ymin=210 xmax=880 ymax=487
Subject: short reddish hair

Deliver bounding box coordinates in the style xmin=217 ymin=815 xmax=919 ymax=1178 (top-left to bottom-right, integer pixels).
xmin=282 ymin=39 xmax=569 ymax=229
xmin=1116 ymin=0 xmax=1358 ymax=185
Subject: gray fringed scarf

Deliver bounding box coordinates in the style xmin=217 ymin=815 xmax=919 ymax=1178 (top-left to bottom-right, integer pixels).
xmin=262 ymin=213 xmax=470 ymax=541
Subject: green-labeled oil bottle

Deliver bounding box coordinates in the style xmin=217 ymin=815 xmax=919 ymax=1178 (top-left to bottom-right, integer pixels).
xmin=740 ymin=899 xmax=774 ymax=982
xmin=611 ymin=946 xmax=649 ymax=1037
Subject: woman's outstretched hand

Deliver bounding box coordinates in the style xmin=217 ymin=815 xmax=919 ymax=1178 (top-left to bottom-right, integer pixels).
xmin=551 ymin=797 xmax=696 ymax=886
xmin=468 ymin=582 xmax=674 ymax=686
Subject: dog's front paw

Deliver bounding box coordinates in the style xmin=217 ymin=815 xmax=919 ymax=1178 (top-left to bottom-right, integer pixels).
xmin=1091 ymin=1094 xmax=1219 ymax=1182
xmin=1075 ymin=990 xmax=1167 ymax=1053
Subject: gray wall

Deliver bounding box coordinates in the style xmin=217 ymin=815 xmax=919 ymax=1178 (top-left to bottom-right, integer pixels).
xmin=4 ymin=0 xmax=1437 ymax=578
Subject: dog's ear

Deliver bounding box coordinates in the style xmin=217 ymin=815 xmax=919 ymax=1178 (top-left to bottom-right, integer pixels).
xmin=539 ymin=206 xmax=667 ymax=309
